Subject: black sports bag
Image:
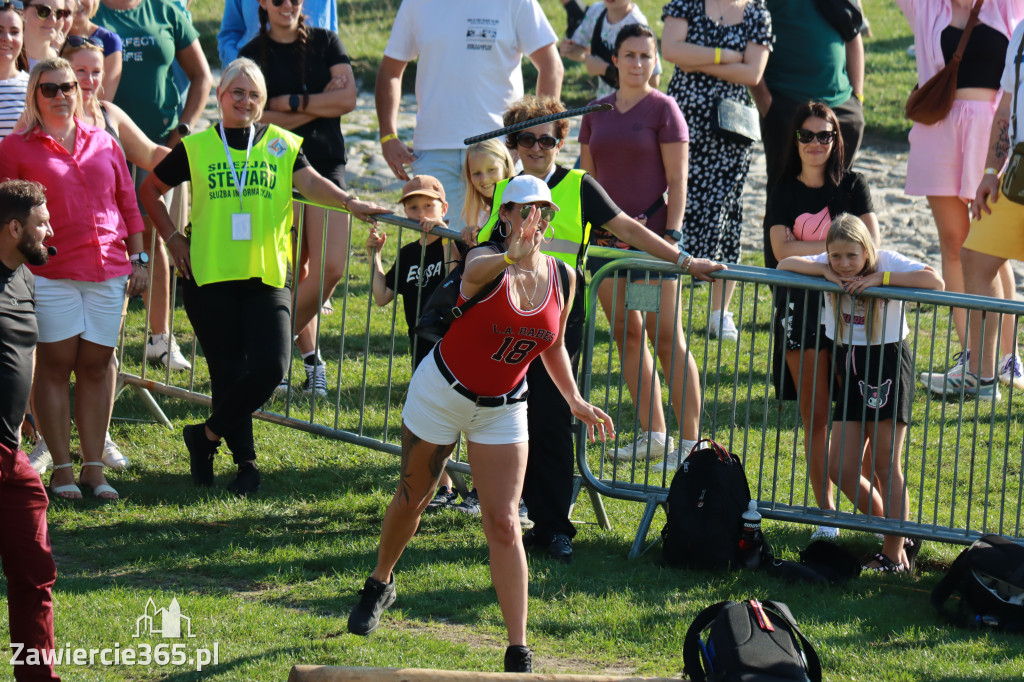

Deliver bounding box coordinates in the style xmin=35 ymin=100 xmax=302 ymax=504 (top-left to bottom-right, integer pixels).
xmin=683 ymin=599 xmax=823 ymax=682
xmin=931 ymin=534 xmax=1024 ymax=631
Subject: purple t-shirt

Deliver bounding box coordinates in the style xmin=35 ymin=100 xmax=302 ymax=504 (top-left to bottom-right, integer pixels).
xmin=578 ymin=90 xmax=688 ymax=239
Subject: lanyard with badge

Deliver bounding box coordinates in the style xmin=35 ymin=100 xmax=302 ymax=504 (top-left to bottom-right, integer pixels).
xmin=219 ymin=123 xmax=255 ymax=239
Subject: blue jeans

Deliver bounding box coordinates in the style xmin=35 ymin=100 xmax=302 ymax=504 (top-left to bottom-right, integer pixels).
xmin=411 ymin=149 xmax=466 ymax=233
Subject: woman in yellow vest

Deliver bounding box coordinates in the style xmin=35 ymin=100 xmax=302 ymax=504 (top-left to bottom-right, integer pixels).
xmin=138 ymin=58 xmax=387 ymax=496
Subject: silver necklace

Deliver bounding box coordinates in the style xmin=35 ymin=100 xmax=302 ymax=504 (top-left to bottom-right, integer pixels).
xmin=515 ymin=265 xmax=540 ymax=308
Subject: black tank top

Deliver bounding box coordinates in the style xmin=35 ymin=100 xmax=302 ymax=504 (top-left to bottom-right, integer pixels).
xmin=941 ymin=23 xmax=1009 ymax=90
xmin=100 ymin=103 xmax=124 ymax=153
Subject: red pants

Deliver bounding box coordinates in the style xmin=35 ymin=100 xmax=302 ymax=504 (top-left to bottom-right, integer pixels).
xmin=0 ymin=442 xmax=60 ymax=682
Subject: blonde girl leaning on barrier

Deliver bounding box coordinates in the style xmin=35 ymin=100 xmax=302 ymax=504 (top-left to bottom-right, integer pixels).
xmin=779 ymin=214 xmax=944 ymax=573
xmin=347 ymin=176 xmax=613 ymax=674
xmin=239 ymin=0 xmax=357 ymax=397
xmin=138 ymin=58 xmax=386 ymax=496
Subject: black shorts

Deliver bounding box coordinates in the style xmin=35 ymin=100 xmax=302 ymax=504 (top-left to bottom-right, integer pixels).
xmin=776 ymin=287 xmax=830 ymax=352
xmin=832 ymin=341 xmax=913 ymax=424
xmin=307 ymin=157 xmax=346 ymax=189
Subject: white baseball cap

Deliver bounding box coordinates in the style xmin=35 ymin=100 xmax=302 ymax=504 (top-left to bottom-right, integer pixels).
xmin=502 ymin=175 xmax=560 ymax=212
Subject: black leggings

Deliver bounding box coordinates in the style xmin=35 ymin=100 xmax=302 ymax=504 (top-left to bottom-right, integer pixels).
xmin=182 ymin=278 xmax=291 ymax=463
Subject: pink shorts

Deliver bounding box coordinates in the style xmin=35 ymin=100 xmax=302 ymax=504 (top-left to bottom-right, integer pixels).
xmin=905 ymin=98 xmax=997 ymax=201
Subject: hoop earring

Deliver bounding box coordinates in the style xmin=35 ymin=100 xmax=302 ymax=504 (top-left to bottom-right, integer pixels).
xmin=497 ymin=218 xmax=511 ymax=239
xmin=542 ymin=223 xmax=555 ymax=243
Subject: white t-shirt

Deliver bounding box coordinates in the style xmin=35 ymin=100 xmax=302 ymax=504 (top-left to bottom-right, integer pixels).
xmin=808 ymin=250 xmax=925 ymax=345
xmin=384 ymin=0 xmax=557 ymax=150
xmin=570 ymin=1 xmax=662 ymax=99
xmin=1001 ymin=20 xmax=1024 ymax=145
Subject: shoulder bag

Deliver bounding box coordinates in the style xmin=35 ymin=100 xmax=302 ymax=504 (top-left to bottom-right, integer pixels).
xmin=905 ymin=0 xmax=984 ymax=125
xmin=1002 ymin=34 xmax=1024 ymax=204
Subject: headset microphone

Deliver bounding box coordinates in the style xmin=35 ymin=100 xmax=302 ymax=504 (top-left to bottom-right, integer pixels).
xmin=47 ymin=246 xmax=57 ymax=256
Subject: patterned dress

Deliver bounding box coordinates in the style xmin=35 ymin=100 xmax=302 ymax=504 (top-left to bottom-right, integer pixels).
xmin=663 ymin=0 xmax=772 ymax=263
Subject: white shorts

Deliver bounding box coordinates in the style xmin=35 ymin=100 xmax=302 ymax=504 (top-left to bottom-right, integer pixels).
xmin=34 ymin=275 xmax=128 ymax=346
xmin=402 ymin=352 xmax=529 ymax=445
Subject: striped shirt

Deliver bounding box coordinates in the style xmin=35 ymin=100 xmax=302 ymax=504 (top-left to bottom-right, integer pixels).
xmin=0 ymin=71 xmax=28 ymax=143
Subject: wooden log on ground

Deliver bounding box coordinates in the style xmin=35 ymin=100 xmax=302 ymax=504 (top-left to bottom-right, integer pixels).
xmin=288 ymin=666 xmax=682 ymax=681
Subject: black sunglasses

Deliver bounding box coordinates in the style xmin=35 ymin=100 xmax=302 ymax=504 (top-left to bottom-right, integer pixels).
xmin=515 ymin=132 xmax=559 ymax=150
xmin=795 ymin=129 xmax=837 ymax=145
xmin=63 ymin=34 xmax=103 ymax=49
xmin=0 ymin=0 xmax=25 ymax=11
xmin=37 ymin=81 xmax=78 ymax=98
xmin=518 ymin=204 xmax=556 ymax=222
xmin=26 ymin=2 xmax=71 ymax=19
xmin=270 ymin=0 xmax=302 ymax=7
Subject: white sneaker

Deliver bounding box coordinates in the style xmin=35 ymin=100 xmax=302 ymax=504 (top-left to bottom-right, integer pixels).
xmin=919 ymin=349 xmax=968 ymax=386
xmin=303 ymin=362 xmax=328 ymax=397
xmin=809 ymin=526 xmax=840 ymax=541
xmin=29 ymin=436 xmax=51 ymax=474
xmin=607 ymin=432 xmax=673 ymax=462
xmin=998 ymin=353 xmax=1024 ymax=390
xmin=146 ymin=333 xmax=192 ymax=371
xmin=101 ymin=432 xmax=130 ymax=470
xmin=709 ymin=310 xmax=738 ymax=342
xmin=651 ymin=438 xmax=698 ymax=475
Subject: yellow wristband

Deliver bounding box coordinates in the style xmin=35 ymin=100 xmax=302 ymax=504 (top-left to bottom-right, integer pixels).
xmin=883 ymin=271 xmax=891 ymax=286
xmin=854 ymin=92 xmax=864 ymax=103
xmin=379 ymin=133 xmax=398 ymax=144
xmin=714 ymin=47 xmax=722 ymax=65
xmin=503 ymin=253 xmax=516 ymax=266
xmin=985 ymin=167 xmax=1000 ymax=176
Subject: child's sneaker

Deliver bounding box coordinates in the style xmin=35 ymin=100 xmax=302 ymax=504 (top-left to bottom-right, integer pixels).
xmin=29 ymin=436 xmax=51 ymax=474
xmin=919 ymin=349 xmax=968 ymax=386
xmin=425 ymin=486 xmax=459 ymax=511
xmin=651 ymin=439 xmax=699 ymax=476
xmin=998 ymin=353 xmax=1024 ymax=390
xmin=607 ymin=432 xmax=673 ymax=462
xmin=454 ymin=489 xmax=481 ymax=515
xmin=809 ymin=526 xmax=840 ymax=541
xmin=146 ymin=333 xmax=192 ymax=371
xmin=709 ymin=310 xmax=738 ymax=342
xmin=928 ymin=369 xmax=1001 ymax=401
xmin=303 ymin=362 xmax=328 ymax=397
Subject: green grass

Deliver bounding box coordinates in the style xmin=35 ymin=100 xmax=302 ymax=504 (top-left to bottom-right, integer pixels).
xmin=7 ymin=219 xmax=1023 ymax=680
xmin=186 ymin=0 xmax=916 ymax=140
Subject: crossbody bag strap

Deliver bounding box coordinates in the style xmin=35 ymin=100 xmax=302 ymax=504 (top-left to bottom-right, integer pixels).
xmin=1015 ymin=21 xmax=1024 ymax=142
xmin=952 ymin=0 xmax=986 ymax=64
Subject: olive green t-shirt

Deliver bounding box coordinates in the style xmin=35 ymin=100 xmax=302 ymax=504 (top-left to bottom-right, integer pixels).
xmin=95 ymin=0 xmax=198 ymax=142
xmin=764 ymin=0 xmax=852 ymax=107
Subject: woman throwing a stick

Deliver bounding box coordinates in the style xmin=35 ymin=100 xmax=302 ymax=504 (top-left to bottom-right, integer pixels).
xmin=347 ymin=176 xmax=613 ymax=674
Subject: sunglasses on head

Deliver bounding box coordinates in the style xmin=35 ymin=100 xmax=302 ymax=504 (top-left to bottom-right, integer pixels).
xmin=27 ymin=2 xmax=71 ymax=19
xmin=61 ymin=34 xmax=103 ymax=50
xmin=270 ymin=0 xmax=302 ymax=7
xmin=515 ymin=132 xmax=559 ymax=150
xmin=37 ymin=80 xmax=78 ymax=98
xmin=519 ymin=204 xmax=556 ymax=222
xmin=0 ymin=0 xmax=25 ymax=11
xmin=795 ymin=129 xmax=836 ymax=145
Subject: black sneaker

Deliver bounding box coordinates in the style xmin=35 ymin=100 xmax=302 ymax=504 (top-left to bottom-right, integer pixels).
xmin=547 ymin=534 xmax=573 ymax=563
xmin=454 ymin=488 xmax=481 ymax=515
xmin=183 ymin=423 xmax=218 ymax=487
xmin=348 ymin=575 xmax=396 ymax=636
xmin=426 ymin=486 xmax=459 ymax=511
xmin=226 ymin=462 xmax=261 ymax=497
xmin=504 ymin=645 xmax=533 ymax=673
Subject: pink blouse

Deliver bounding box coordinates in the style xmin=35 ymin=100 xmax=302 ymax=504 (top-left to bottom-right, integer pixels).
xmin=897 ymin=0 xmax=1024 ymax=86
xmin=0 ymin=119 xmax=144 ymax=282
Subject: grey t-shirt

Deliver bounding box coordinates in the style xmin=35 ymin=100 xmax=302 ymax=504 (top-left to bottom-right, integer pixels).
xmin=0 ymin=261 xmax=36 ymax=450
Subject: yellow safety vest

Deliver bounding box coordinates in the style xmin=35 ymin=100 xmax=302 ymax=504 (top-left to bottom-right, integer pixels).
xmin=183 ymin=125 xmax=302 ymax=287
xmin=478 ymin=169 xmax=590 ymax=270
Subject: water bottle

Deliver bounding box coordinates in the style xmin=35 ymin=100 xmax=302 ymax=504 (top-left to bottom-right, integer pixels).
xmin=736 ymin=500 xmax=763 ymax=570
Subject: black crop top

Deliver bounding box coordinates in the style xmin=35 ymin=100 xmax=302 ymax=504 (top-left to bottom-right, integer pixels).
xmin=941 ymin=23 xmax=1009 ymax=90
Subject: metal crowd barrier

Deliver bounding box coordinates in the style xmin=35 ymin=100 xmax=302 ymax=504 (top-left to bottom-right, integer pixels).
xmin=579 ymin=256 xmax=1024 ymax=558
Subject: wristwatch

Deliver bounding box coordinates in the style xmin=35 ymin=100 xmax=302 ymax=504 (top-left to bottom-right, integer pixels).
xmin=289 ymin=94 xmax=301 ymax=113
xmin=130 ymin=252 xmax=150 ymax=268
xmin=665 ymin=229 xmax=684 ymax=243
xmin=176 ymin=122 xmax=191 ymax=137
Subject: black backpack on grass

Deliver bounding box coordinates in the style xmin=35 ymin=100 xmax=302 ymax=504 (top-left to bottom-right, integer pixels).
xmin=683 ymin=599 xmax=822 ymax=682
xmin=931 ymin=534 xmax=1024 ymax=632
xmin=661 ymin=439 xmax=751 ymax=570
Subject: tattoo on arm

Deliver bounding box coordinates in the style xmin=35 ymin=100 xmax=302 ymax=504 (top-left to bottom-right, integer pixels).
xmin=996 ymin=120 xmax=1011 ymax=166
